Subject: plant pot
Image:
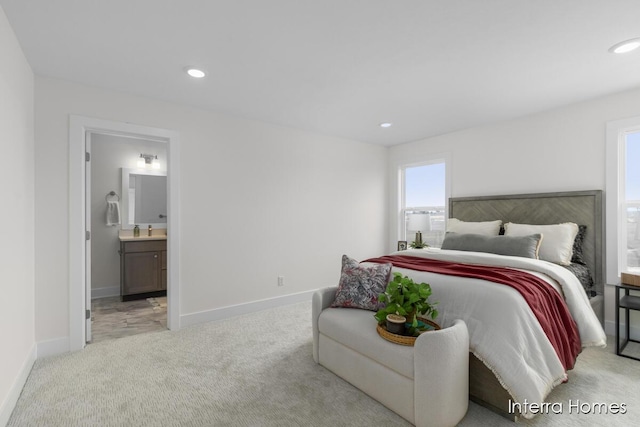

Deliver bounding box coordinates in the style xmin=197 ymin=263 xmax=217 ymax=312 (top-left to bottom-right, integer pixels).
xmin=386 ymin=314 xmax=407 ymax=335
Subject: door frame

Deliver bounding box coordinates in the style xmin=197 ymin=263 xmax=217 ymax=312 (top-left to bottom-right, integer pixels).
xmin=69 ymin=115 xmax=181 ymax=351
xmin=85 ymin=132 xmax=92 ymax=341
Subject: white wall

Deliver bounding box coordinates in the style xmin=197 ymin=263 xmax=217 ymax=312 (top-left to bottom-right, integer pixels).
xmin=34 ymin=76 xmax=388 ymax=345
xmin=389 ymin=85 xmax=640 ymax=334
xmin=90 ymin=134 xmax=167 ymax=297
xmin=0 ymin=6 xmax=35 ymax=425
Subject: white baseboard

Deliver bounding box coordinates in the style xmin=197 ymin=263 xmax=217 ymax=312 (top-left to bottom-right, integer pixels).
xmin=31 ymin=291 xmax=315 ymax=359
xmin=91 ymin=286 xmax=120 ymax=299
xmin=36 ymin=336 xmax=70 ymax=358
xmin=0 ymin=343 xmax=36 ymax=427
xmin=604 ymin=320 xmax=640 ymax=341
xmin=180 ymin=289 xmax=316 ymax=328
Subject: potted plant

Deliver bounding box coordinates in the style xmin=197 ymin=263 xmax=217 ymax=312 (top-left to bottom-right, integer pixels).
xmin=374 ymin=272 xmax=439 ymax=336
xmin=409 ymin=240 xmax=429 ymax=249
xmin=409 ymin=231 xmax=429 ymax=249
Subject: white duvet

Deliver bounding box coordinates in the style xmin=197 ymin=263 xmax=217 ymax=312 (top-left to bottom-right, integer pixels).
xmin=378 ymin=248 xmax=607 ymax=419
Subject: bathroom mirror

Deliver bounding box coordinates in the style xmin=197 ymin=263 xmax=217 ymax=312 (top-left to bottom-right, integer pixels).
xmin=121 ymin=168 xmax=167 ymax=229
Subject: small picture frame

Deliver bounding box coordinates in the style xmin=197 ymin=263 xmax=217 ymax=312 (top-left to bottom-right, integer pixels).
xmin=397 ymin=240 xmax=408 ymax=251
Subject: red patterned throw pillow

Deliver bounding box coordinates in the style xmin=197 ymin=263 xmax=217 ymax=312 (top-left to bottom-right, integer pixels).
xmin=331 ymin=255 xmax=392 ymax=311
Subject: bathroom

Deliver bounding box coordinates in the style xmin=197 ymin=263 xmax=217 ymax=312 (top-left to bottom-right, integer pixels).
xmin=89 ymin=133 xmax=168 ymax=343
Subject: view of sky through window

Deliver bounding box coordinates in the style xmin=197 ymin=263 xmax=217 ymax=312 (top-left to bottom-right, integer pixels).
xmin=405 ymin=163 xmax=445 ymax=208
xmin=626 ymin=131 xmax=640 ymax=200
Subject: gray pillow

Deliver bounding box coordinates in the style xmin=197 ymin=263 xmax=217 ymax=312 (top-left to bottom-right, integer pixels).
xmin=441 ymin=232 xmax=542 ymax=259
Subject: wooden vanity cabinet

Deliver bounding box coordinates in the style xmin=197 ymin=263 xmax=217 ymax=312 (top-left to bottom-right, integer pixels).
xmin=119 ymin=239 xmax=167 ymax=301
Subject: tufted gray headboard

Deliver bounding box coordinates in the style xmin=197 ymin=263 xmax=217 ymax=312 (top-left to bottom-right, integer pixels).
xmin=449 ymin=190 xmax=604 ymax=294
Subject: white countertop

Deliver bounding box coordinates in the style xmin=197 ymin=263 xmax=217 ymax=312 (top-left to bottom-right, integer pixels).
xmin=118 ymin=228 xmax=167 ymax=241
xmin=118 ymin=235 xmax=167 ymax=241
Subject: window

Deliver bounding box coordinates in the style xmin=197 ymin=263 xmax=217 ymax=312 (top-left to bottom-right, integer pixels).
xmin=401 ymin=161 xmax=447 ymax=248
xmin=626 ymin=131 xmax=640 ymax=270
xmin=606 ymin=117 xmax=640 ymax=283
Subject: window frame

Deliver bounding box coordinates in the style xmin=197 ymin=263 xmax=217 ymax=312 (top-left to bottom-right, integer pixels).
xmin=397 ymin=155 xmax=451 ymax=247
xmin=606 ymin=116 xmax=640 ymax=284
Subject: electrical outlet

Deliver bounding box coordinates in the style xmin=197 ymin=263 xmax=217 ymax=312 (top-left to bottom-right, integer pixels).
xmin=277 ymin=276 xmax=285 ymax=287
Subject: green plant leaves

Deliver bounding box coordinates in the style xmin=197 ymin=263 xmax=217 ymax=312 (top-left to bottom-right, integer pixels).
xmin=374 ymin=273 xmax=438 ymax=330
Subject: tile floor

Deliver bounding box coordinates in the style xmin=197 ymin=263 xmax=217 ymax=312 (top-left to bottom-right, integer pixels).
xmin=90 ymin=296 xmax=167 ymax=344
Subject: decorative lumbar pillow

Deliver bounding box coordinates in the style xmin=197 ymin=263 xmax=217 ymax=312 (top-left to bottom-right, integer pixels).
xmin=504 ymin=222 xmax=579 ymax=265
xmin=441 ymin=232 xmax=543 ymax=259
xmin=332 ymin=255 xmax=392 ymax=311
xmin=446 ymin=218 xmax=502 ymax=236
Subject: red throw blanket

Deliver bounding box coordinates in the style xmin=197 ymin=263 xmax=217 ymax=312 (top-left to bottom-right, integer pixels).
xmin=365 ymin=255 xmax=581 ymax=371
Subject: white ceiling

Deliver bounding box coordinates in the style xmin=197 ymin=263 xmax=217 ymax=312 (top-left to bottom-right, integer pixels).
xmin=3 ymin=0 xmax=640 ymax=146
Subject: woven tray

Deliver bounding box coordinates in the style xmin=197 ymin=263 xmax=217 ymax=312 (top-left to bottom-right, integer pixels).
xmin=376 ymin=318 xmax=441 ymax=346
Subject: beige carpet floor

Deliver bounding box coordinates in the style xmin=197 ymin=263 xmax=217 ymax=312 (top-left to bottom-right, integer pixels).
xmin=8 ymin=301 xmax=640 ymax=426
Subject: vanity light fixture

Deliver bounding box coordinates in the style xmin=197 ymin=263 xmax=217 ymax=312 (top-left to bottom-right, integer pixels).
xmin=137 ymin=153 xmax=159 ymax=169
xmin=609 ymin=38 xmax=640 ymax=54
xmin=185 ymin=67 xmax=206 ymax=78
xmin=380 ymin=122 xmax=393 ymax=128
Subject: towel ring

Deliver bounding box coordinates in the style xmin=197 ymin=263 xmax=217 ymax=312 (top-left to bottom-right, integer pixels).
xmin=105 ymin=191 xmax=120 ymax=202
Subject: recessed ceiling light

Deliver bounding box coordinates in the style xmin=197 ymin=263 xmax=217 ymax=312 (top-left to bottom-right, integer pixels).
xmin=185 ymin=67 xmax=206 ymax=78
xmin=380 ymin=122 xmax=393 ymax=128
xmin=609 ymin=38 xmax=640 ymax=54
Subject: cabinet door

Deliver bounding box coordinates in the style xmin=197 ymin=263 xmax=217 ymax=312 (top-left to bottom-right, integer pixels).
xmin=160 ymin=250 xmax=167 ymax=291
xmin=123 ymin=251 xmax=160 ymax=295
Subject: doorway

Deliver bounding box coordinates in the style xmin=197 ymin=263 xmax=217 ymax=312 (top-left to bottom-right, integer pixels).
xmin=87 ymin=133 xmax=169 ymax=343
xmin=69 ymin=116 xmax=181 ymax=351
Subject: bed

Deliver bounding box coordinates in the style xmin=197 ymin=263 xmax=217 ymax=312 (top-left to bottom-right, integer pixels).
xmin=374 ymin=190 xmax=607 ymax=420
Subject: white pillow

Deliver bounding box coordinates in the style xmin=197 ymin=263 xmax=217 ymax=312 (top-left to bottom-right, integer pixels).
xmin=446 ymin=218 xmax=502 ymax=236
xmin=503 ymin=222 xmax=579 ymax=265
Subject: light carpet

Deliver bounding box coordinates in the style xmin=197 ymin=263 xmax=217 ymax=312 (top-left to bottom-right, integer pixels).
xmin=8 ymin=301 xmax=640 ymax=426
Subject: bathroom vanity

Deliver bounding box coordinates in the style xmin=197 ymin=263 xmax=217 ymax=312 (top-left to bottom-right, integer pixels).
xmin=119 ymin=236 xmax=167 ymax=301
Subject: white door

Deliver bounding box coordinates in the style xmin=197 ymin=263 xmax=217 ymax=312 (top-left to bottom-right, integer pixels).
xmin=85 ymin=132 xmax=92 ymax=343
